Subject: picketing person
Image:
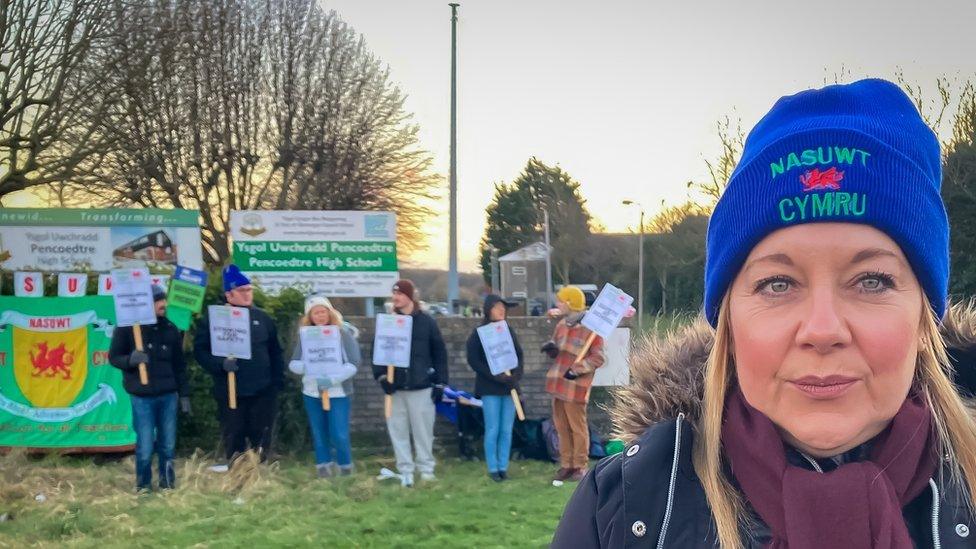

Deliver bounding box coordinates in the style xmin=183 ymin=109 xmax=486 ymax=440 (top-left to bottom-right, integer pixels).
xmin=193 ymin=265 xmax=285 ymax=464
xmin=466 ymin=293 xmax=524 ymax=481
xmin=372 ymin=279 xmax=448 ymax=487
xmin=109 ymin=284 xmax=190 ymax=491
xmin=288 ymin=296 xmax=361 ymax=478
xmin=543 ymin=285 xmax=605 ymax=483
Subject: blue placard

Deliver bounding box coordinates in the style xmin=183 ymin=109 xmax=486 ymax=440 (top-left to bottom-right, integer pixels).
xmin=174 ymin=265 xmax=208 ymax=287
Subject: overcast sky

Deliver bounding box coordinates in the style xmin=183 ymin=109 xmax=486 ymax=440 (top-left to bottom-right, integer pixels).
xmin=321 ymin=0 xmax=976 ymax=272
xmin=10 ymin=0 xmax=974 ymax=273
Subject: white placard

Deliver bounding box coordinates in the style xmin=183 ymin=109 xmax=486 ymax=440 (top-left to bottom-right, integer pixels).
xmin=150 ymin=274 xmax=171 ymax=288
xmin=581 ymin=283 xmax=634 ymax=340
xmin=58 ymin=273 xmax=88 ymax=297
xmin=300 ymin=325 xmax=345 ymax=379
xmin=476 ymin=320 xmax=519 ymax=376
xmin=372 ymin=313 xmax=413 ymax=368
xmin=592 ymin=327 xmax=632 ymax=387
xmin=111 ymin=268 xmax=157 ymax=327
xmin=97 ymin=273 xmax=114 ymax=295
xmin=208 ymin=305 xmax=252 ymax=359
xmin=13 ymin=272 xmax=44 ymax=297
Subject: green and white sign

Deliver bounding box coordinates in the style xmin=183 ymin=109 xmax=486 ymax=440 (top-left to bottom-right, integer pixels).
xmin=0 ymin=208 xmax=203 ymax=272
xmin=229 ymin=210 xmax=398 ymax=296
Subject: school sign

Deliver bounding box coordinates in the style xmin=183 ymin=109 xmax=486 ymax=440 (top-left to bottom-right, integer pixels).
xmin=0 ymin=296 xmax=133 ymax=450
xmin=0 ymin=208 xmax=203 ymax=272
xmin=229 ymin=210 xmax=398 ymax=296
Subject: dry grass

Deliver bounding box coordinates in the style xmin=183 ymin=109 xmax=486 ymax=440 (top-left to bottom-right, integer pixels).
xmin=0 ymin=450 xmax=571 ymax=548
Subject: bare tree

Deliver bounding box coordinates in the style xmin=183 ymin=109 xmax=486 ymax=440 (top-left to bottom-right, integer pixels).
xmin=72 ymin=0 xmax=438 ymax=265
xmin=688 ymin=115 xmax=744 ymax=208
xmin=0 ymin=0 xmax=115 ymax=202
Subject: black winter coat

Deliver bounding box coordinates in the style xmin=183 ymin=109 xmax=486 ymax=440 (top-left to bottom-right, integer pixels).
xmin=553 ymin=311 xmax=976 ymax=548
xmin=371 ymin=310 xmax=448 ymax=390
xmin=109 ymin=317 xmax=188 ymax=397
xmin=193 ymin=305 xmax=285 ymax=398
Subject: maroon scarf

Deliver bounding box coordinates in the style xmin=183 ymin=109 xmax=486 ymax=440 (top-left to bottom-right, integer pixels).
xmin=721 ymin=387 xmax=938 ymax=549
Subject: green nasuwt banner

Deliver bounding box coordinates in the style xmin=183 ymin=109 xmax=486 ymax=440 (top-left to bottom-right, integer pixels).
xmin=0 ymin=296 xmax=134 ymax=450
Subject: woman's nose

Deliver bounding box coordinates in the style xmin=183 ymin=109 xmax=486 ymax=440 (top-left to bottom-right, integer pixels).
xmin=795 ymin=290 xmax=853 ymax=353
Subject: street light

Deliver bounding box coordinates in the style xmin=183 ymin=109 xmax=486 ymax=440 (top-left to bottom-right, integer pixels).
xmin=622 ymin=200 xmax=644 ymax=334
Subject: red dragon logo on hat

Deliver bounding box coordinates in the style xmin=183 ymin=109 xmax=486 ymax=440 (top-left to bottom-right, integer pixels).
xmin=800 ymin=167 xmax=844 ymax=192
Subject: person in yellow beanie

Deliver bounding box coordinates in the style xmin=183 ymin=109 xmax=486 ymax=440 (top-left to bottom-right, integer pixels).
xmin=541 ymin=285 xmax=605 ymax=482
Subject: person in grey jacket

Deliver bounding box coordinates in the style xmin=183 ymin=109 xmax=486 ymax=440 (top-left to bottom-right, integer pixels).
xmin=288 ymin=296 xmax=360 ymax=477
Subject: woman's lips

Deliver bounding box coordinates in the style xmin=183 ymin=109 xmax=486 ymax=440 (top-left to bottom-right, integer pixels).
xmin=788 ymin=375 xmax=859 ymax=399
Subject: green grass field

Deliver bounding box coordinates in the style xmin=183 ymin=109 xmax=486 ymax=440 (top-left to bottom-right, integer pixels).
xmin=0 ymin=449 xmax=575 ymax=548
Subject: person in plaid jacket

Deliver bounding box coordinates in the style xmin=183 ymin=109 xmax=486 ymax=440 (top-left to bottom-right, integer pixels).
xmin=543 ymin=286 xmax=605 ymax=482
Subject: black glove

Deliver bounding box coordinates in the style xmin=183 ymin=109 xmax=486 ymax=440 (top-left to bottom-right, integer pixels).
xmin=563 ymin=368 xmax=580 ymax=380
xmin=431 ymin=384 xmax=445 ymax=404
xmin=494 ymin=373 xmax=516 ymax=390
xmin=541 ymin=341 xmax=559 ymax=359
xmin=128 ymin=350 xmax=149 ymax=368
xmin=378 ymin=375 xmax=396 ymax=395
xmin=179 ymin=397 xmax=192 ymax=415
xmin=222 ymin=357 xmax=238 ymax=372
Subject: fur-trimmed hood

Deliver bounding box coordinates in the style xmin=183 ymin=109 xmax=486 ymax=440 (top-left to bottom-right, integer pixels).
xmin=611 ymin=299 xmax=976 ymax=445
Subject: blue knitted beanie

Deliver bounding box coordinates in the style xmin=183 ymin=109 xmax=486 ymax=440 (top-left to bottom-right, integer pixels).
xmin=704 ymin=79 xmax=947 ymax=326
xmin=222 ymin=264 xmax=251 ymax=292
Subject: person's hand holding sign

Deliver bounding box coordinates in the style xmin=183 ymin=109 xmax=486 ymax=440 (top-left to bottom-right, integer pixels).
xmin=129 ymin=350 xmax=150 ymax=370
xmin=378 ymin=374 xmax=396 ymax=395
xmin=222 ymin=357 xmax=239 ymax=372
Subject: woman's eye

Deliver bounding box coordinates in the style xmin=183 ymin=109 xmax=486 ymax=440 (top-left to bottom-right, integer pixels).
xmin=861 ymin=278 xmax=881 ymax=290
xmin=754 ymin=277 xmax=792 ymax=295
xmin=856 ymin=272 xmax=894 ymax=293
xmin=768 ymin=280 xmax=790 ymax=293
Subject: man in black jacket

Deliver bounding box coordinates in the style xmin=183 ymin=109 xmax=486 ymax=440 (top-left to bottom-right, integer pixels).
xmin=193 ymin=265 xmax=285 ymax=463
xmin=372 ymin=279 xmax=448 ymax=486
xmin=109 ymin=285 xmax=190 ymax=491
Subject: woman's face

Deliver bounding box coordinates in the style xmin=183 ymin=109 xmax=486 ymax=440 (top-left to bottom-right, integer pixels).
xmin=489 ymin=301 xmax=507 ymax=322
xmin=728 ymin=223 xmax=924 ymax=458
xmin=309 ymin=306 xmax=332 ymax=326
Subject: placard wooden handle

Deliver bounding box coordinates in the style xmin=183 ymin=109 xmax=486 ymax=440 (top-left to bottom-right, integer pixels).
xmin=503 ymin=369 xmax=525 ymax=421
xmin=573 ymin=332 xmax=598 ymax=365
xmin=384 ymin=366 xmax=394 ymax=419
xmin=133 ymin=323 xmax=149 ymax=385
xmin=228 ymin=371 xmax=237 ymax=410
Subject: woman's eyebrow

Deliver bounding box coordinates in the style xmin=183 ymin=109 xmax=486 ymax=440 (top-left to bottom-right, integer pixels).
xmin=850 ymin=248 xmax=902 ymax=265
xmin=744 ymin=253 xmax=793 ymax=272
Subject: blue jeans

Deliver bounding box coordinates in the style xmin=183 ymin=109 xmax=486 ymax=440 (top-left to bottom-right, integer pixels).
xmin=130 ymin=392 xmax=178 ymax=490
xmin=482 ymin=395 xmax=516 ymax=473
xmin=302 ymin=394 xmax=353 ymax=467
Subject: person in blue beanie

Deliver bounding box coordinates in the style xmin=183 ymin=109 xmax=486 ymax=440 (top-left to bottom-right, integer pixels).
xmin=193 ymin=265 xmax=285 ymax=464
xmin=554 ymin=79 xmax=976 ymax=548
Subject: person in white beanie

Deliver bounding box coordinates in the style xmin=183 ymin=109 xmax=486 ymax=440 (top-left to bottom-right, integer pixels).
xmin=289 ymin=296 xmax=360 ymax=477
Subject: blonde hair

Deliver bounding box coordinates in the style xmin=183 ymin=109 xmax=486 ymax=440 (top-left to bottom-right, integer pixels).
xmin=694 ymin=293 xmax=976 ymax=548
xmin=300 ymin=304 xmax=344 ymax=328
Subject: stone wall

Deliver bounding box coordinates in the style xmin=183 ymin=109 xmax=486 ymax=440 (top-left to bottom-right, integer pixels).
xmin=342 ymin=316 xmax=619 ymax=442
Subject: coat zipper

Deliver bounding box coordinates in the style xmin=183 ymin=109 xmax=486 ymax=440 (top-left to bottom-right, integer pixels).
xmin=929 ymin=478 xmax=941 ymax=549
xmin=657 ymin=413 xmax=684 ymax=549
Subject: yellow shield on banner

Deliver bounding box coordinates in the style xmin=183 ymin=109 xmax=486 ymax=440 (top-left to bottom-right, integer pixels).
xmin=12 ymin=326 xmax=88 ymax=408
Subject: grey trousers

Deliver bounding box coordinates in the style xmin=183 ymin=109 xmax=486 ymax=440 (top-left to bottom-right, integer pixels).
xmin=386 ymin=387 xmax=436 ymax=475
